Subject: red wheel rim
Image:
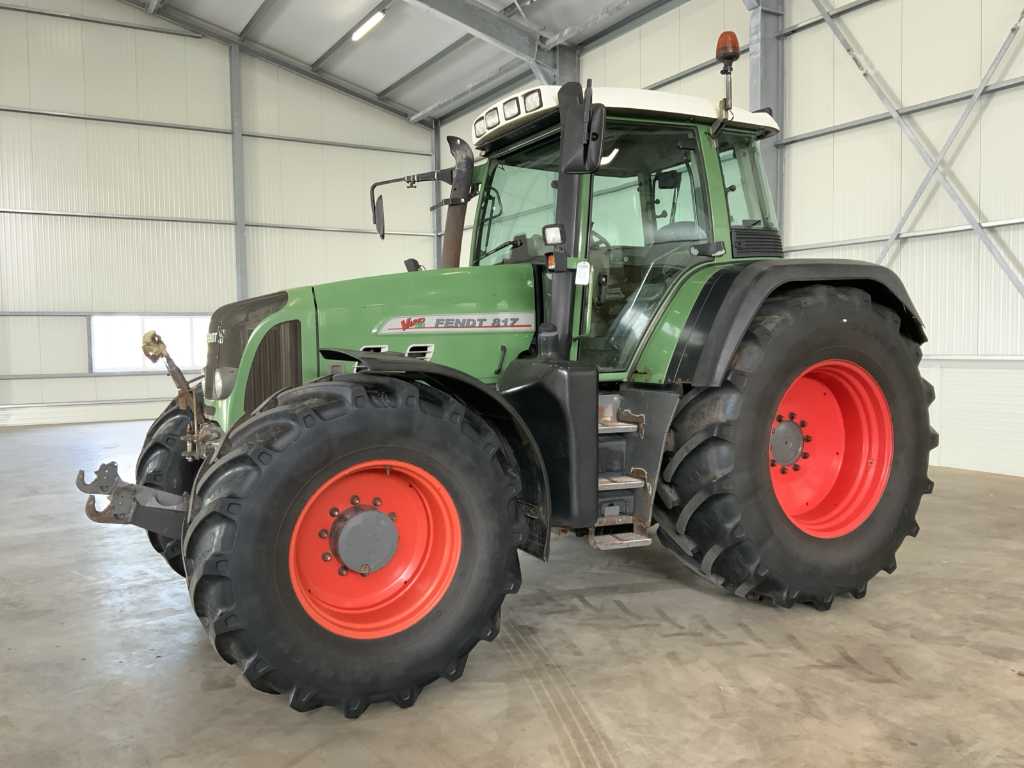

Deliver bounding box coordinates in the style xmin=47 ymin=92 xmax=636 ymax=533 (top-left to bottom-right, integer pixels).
xmin=768 ymin=359 xmax=894 ymax=539
xmin=289 ymin=460 xmax=461 ymax=639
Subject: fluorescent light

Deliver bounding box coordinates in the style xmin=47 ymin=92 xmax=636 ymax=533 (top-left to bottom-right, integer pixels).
xmin=523 ymin=89 xmax=542 ymax=112
xmin=351 ymin=9 xmax=385 ymax=42
xmin=474 ymin=117 xmax=487 ymax=138
xmin=484 ymin=107 xmax=500 ymax=129
xmin=503 ymin=98 xmax=521 ymax=120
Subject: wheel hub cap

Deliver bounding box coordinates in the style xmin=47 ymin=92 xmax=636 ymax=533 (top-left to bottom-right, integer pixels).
xmin=770 ymin=418 xmax=805 ymax=466
xmin=332 ymin=507 xmax=399 ymax=575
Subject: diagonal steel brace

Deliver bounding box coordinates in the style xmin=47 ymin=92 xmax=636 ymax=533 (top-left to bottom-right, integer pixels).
xmin=809 ymin=0 xmax=1024 ymax=300
xmin=879 ymin=7 xmax=1024 ymax=267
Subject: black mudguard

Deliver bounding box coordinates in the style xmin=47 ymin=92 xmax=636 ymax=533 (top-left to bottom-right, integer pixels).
xmin=669 ymin=258 xmax=927 ymax=387
xmin=319 ymin=349 xmax=553 ymax=560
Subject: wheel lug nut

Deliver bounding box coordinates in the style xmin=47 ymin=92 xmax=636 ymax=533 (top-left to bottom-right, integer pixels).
xmin=803 ymin=435 xmax=813 ymax=443
xmin=359 ymin=564 xmax=370 ymax=576
xmin=793 ymin=464 xmax=800 ymax=472
xmin=322 ymin=552 xmax=332 ymax=562
xmin=329 ymin=507 xmax=340 ymax=517
xmin=788 ymin=412 xmax=796 ymax=420
xmin=350 ymin=495 xmax=360 ymax=506
xmin=338 ymin=565 xmax=348 ymax=576
xmin=802 ymin=452 xmax=810 ymax=460
xmin=770 ymin=459 xmax=777 ymax=467
xmin=776 ymin=414 xmax=784 ymax=422
xmin=780 ymin=467 xmax=787 ymax=474
xmin=799 ymin=420 xmax=807 ymax=428
xmin=318 ymin=529 xmax=328 ymax=539
xmin=372 ymin=497 xmax=382 ymax=507
xmin=388 ymin=512 xmax=397 ymax=521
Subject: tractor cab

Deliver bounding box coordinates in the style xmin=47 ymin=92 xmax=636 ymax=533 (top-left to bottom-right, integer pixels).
xmin=466 ymin=85 xmax=781 ymax=373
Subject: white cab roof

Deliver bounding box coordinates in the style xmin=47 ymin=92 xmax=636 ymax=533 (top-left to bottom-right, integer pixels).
xmin=471 ymin=85 xmax=780 ymax=149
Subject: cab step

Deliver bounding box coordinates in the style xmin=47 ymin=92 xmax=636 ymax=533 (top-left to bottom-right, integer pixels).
xmin=598 ymin=475 xmax=644 ymax=492
xmin=598 ymin=420 xmax=639 ymax=435
xmin=589 ymin=530 xmax=653 ymax=550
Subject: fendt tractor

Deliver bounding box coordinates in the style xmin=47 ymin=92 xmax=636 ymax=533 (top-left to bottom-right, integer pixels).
xmin=77 ymin=33 xmax=936 ymax=717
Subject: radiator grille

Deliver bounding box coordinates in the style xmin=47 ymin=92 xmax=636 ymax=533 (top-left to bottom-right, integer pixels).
xmin=244 ymin=321 xmax=302 ymax=412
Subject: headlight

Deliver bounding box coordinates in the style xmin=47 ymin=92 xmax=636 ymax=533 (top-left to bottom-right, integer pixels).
xmin=211 ymin=368 xmax=237 ymax=400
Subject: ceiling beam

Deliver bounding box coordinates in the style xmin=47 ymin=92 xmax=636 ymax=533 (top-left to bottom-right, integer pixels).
xmin=402 ymin=0 xmax=556 ymax=83
xmin=145 ymin=0 xmax=164 ymax=13
xmin=239 ymin=0 xmax=284 ymax=40
xmin=377 ymin=34 xmax=474 ymax=99
xmin=312 ymin=1 xmax=390 ymax=71
xmin=120 ymin=1 xmax=424 ymax=124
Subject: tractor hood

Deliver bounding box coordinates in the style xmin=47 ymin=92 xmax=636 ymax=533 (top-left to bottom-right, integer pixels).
xmin=314 ymin=263 xmax=538 ymax=385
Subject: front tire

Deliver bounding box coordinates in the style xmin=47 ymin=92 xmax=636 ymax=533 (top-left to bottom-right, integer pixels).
xmin=183 ymin=375 xmax=521 ymax=715
xmin=655 ymin=284 xmax=937 ymax=608
xmin=137 ymin=393 xmax=202 ymax=576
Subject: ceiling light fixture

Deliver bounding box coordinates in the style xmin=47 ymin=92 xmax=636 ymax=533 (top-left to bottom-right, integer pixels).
xmin=352 ymin=9 xmax=386 ymax=42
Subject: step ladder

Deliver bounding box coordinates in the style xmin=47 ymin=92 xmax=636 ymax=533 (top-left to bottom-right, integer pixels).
xmin=590 ymin=395 xmax=652 ymax=551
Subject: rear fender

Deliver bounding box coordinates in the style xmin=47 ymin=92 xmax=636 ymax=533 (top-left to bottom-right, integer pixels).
xmin=667 ymin=259 xmax=926 ymax=387
xmin=320 ymin=349 xmax=552 ymax=560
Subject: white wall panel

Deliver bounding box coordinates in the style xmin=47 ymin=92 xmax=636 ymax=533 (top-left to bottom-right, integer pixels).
xmin=835 ymin=0 xmax=901 ymax=124
xmin=639 ymin=6 xmax=681 ymax=86
xmin=834 ymin=121 xmax=901 ymax=241
xmin=979 ymin=89 xmax=1024 ymax=222
xmin=0 ymin=113 xmax=233 ymax=220
xmin=979 ymin=225 xmax=1024 ymax=357
xmin=930 ymin=364 xmax=1024 ymax=476
xmin=0 ymin=316 xmax=89 ymax=375
xmin=604 ymin=29 xmax=643 ymax=88
xmin=246 ymin=227 xmax=433 ymax=296
xmin=245 ymin=138 xmax=431 ymax=233
xmin=784 ymin=23 xmax=835 ymax=135
xmin=82 ymin=21 xmax=137 ymax=119
xmin=782 ymin=135 xmax=835 ymax=247
xmin=983 ymin=0 xmax=1024 ymax=80
xmin=890 ymin=232 xmax=980 ymax=356
xmin=902 ymin=0 xmax=981 ymax=106
xmin=0 ymin=8 xmax=228 ymax=128
xmin=0 ymin=214 xmax=234 ymax=313
xmin=241 ymin=55 xmax=430 ymax=153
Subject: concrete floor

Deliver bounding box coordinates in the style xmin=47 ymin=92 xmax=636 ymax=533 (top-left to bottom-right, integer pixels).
xmin=1 ymin=421 xmax=1023 ymax=768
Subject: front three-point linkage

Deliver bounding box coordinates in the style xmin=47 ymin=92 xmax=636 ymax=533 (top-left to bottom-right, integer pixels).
xmin=75 ymin=461 xmax=188 ymax=541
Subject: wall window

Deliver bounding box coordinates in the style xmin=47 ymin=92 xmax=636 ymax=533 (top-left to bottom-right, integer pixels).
xmin=90 ymin=315 xmax=210 ymax=373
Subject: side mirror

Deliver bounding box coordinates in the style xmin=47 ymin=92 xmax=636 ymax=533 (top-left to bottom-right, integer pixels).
xmin=558 ymin=80 xmax=607 ymax=174
xmin=373 ymin=194 xmax=386 ymax=239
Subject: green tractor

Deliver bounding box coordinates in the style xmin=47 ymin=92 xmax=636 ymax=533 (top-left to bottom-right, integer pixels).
xmin=77 ymin=37 xmax=936 ymax=717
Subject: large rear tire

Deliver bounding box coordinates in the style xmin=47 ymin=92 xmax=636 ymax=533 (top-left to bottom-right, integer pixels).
xmin=183 ymin=375 xmax=522 ymax=715
xmin=137 ymin=392 xmax=202 ymax=576
xmin=655 ymin=284 xmax=937 ymax=608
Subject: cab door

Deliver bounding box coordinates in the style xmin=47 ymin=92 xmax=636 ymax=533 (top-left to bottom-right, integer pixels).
xmin=576 ymin=121 xmax=717 ymax=374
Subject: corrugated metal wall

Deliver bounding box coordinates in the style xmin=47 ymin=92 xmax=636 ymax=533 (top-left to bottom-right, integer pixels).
xmin=240 ymin=55 xmax=434 ymax=296
xmin=0 ymin=0 xmax=433 ymax=427
xmin=565 ymin=0 xmax=1024 ymax=475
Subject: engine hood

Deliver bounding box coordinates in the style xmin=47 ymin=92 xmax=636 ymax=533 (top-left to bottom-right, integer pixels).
xmin=313 ymin=264 xmax=538 ymax=385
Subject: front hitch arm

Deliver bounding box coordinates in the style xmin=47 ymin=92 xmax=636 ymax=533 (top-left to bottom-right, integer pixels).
xmin=75 ymin=462 xmax=187 ymax=540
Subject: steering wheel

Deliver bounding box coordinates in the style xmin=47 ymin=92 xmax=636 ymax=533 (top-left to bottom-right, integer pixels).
xmin=590 ymin=229 xmax=611 ymax=249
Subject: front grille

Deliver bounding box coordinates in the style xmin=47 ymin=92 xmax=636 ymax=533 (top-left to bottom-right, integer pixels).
xmin=243 ymin=320 xmax=302 ymax=412
xmin=204 ymin=292 xmax=287 ymax=388
xmin=731 ymin=227 xmax=783 ymax=258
